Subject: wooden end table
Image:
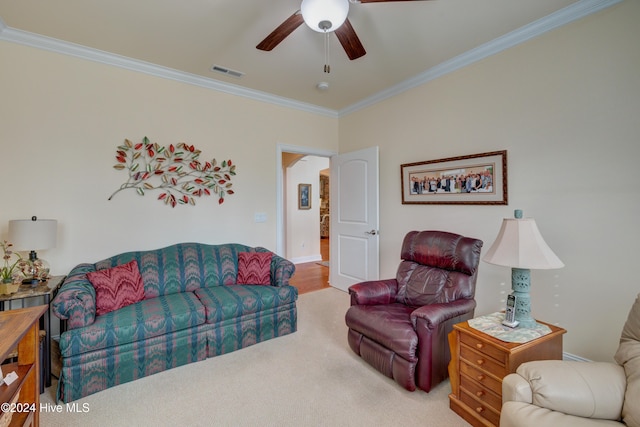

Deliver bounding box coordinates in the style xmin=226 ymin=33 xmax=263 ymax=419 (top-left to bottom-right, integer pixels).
xmin=0 ymin=305 xmax=48 ymax=427
xmin=0 ymin=275 xmax=66 ymax=393
xmin=448 ymin=317 xmax=566 ymax=427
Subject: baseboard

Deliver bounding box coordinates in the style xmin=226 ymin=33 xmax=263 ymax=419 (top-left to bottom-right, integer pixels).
xmin=290 ymin=255 xmax=322 ymax=264
xmin=563 ymin=352 xmax=592 ymax=362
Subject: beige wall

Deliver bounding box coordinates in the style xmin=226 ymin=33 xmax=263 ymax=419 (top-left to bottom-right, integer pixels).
xmin=1 ymin=1 xmax=638 ymax=362
xmin=339 ymin=1 xmax=640 ymax=361
xmin=0 ymin=41 xmax=339 ymax=275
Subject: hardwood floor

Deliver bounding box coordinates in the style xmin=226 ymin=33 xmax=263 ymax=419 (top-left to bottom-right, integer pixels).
xmin=289 ymin=238 xmax=330 ymax=294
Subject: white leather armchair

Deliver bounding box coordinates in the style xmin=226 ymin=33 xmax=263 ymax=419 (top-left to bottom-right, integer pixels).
xmin=500 ymin=294 xmax=640 ymax=427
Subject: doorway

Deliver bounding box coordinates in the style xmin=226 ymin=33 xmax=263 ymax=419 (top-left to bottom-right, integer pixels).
xmin=276 ymin=144 xmax=336 ymax=293
xmin=282 ymin=154 xmax=329 ymax=264
xmin=277 ymin=144 xmax=335 ymax=291
xmin=276 ymin=144 xmax=336 ymax=257
xmin=276 ymin=144 xmax=380 ymax=293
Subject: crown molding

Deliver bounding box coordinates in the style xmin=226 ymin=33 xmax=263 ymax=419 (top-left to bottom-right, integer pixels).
xmin=0 ymin=0 xmax=621 ymax=119
xmin=338 ymin=0 xmax=623 ymax=117
xmin=0 ymin=23 xmax=338 ymax=119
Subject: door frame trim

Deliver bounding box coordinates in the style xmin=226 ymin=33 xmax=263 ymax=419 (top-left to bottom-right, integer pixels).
xmin=276 ymin=143 xmax=337 ymax=257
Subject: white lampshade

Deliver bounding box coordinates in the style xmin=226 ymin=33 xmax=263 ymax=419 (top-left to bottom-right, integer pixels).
xmin=301 ymin=0 xmax=349 ymax=33
xmin=8 ymin=217 xmax=58 ymax=251
xmin=483 ymin=215 xmax=563 ymax=270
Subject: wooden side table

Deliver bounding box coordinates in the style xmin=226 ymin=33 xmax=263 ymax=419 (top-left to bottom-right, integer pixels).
xmin=0 ymin=305 xmax=47 ymax=427
xmin=0 ymin=276 xmax=65 ymax=392
xmin=448 ymin=318 xmax=566 ymax=427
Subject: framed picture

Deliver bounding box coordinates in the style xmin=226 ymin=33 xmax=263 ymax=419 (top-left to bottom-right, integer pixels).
xmin=298 ymin=183 xmax=311 ymax=209
xmin=400 ymin=150 xmax=507 ymax=205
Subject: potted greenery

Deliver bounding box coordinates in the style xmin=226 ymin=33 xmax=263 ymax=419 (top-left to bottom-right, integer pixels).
xmin=1 ymin=240 xmax=22 ymax=294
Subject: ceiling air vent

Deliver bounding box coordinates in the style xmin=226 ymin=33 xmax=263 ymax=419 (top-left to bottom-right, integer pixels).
xmin=211 ymin=65 xmax=244 ymax=78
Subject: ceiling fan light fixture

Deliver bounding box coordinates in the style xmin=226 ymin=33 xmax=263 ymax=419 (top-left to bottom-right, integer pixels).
xmin=301 ymin=0 xmax=349 ymax=33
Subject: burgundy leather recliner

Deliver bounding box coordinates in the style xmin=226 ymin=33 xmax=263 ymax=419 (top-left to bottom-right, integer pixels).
xmin=345 ymin=230 xmax=483 ymax=392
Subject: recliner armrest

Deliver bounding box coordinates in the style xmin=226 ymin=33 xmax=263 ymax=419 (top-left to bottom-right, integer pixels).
xmin=410 ymin=298 xmax=476 ymax=329
xmin=348 ymin=279 xmax=398 ymax=306
xmin=503 ymin=360 xmax=626 ymax=421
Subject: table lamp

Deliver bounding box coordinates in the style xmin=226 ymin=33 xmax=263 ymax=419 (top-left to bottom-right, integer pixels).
xmin=482 ymin=209 xmax=564 ymax=328
xmin=8 ymin=216 xmax=58 ymax=285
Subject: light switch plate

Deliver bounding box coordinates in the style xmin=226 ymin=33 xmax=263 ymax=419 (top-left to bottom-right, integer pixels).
xmin=254 ymin=212 xmax=267 ymax=223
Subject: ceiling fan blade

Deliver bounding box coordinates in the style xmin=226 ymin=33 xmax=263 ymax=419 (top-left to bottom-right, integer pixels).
xmin=335 ymin=19 xmax=366 ymax=60
xmin=256 ymin=11 xmax=304 ymax=51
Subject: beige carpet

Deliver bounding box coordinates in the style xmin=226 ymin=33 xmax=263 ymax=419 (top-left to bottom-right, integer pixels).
xmin=41 ymin=288 xmax=471 ymax=427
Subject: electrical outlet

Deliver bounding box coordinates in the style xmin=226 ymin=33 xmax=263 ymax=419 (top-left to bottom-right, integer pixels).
xmin=254 ymin=212 xmax=267 ymax=223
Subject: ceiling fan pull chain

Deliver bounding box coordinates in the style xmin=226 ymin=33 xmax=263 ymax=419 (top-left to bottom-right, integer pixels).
xmin=324 ymin=30 xmax=330 ymax=73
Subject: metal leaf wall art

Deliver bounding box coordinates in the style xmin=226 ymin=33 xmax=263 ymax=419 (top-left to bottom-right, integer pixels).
xmin=109 ymin=137 xmax=236 ymax=207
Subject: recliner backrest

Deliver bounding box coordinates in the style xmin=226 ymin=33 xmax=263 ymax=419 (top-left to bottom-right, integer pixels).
xmin=395 ymin=231 xmax=483 ymax=306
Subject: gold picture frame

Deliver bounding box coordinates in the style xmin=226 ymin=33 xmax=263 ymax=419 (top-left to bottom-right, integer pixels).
xmin=401 ymin=150 xmax=508 ymax=205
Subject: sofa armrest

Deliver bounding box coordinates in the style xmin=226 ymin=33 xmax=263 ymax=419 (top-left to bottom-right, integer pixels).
xmin=51 ymin=264 xmax=97 ymax=329
xmin=348 ymin=279 xmax=399 ymax=306
xmin=256 ymin=248 xmax=295 ymax=287
xmin=503 ymin=360 xmax=626 ymax=421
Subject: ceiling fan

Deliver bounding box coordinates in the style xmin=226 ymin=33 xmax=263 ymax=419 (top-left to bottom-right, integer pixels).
xmin=257 ymin=0 xmax=431 ymax=69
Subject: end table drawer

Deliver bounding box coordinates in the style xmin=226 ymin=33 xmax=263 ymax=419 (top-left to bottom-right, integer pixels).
xmin=460 ymin=360 xmax=502 ymax=396
xmin=460 ymin=388 xmax=500 ymax=426
xmin=460 ymin=345 xmax=508 ymax=379
xmin=460 ymin=375 xmax=502 ymax=411
xmin=460 ymin=332 xmax=506 ymax=364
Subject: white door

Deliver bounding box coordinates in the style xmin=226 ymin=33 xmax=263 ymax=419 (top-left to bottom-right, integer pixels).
xmin=330 ymin=147 xmax=379 ymax=292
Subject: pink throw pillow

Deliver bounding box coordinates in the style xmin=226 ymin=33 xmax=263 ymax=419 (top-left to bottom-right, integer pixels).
xmin=236 ymin=252 xmax=272 ymax=285
xmin=87 ymin=260 xmax=145 ymax=316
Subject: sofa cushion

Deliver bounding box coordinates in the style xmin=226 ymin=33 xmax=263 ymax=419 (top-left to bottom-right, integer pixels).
xmin=194 ymin=284 xmax=298 ymax=324
xmin=614 ymin=293 xmax=640 ymax=427
xmin=87 ymin=260 xmax=145 ymax=316
xmin=236 ymin=252 xmax=272 ymax=285
xmin=59 ymin=291 xmax=206 ymax=357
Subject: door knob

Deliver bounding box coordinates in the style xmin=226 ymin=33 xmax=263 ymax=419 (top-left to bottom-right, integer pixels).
xmin=365 ymin=230 xmax=378 ymax=235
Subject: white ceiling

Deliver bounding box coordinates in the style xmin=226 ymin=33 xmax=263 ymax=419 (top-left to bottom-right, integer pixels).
xmin=1 ymin=0 xmax=613 ymax=114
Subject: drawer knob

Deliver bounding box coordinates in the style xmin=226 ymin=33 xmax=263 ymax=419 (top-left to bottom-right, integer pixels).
xmin=476 ymin=374 xmax=485 ymax=381
xmin=476 ymin=343 xmax=484 ymax=349
xmin=475 ymin=406 xmax=484 ymax=414
xmin=476 ymin=391 xmax=485 ymax=397
xmin=477 ymin=359 xmax=485 ymax=365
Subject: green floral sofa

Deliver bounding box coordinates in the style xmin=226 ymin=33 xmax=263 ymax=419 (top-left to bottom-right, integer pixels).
xmin=51 ymin=242 xmax=297 ymax=402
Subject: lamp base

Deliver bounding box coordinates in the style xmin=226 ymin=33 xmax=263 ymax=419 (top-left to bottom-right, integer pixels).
xmin=515 ymin=316 xmax=538 ymax=329
xmin=511 ymin=267 xmax=538 ymax=329
xmin=18 ymin=252 xmax=50 ymax=286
